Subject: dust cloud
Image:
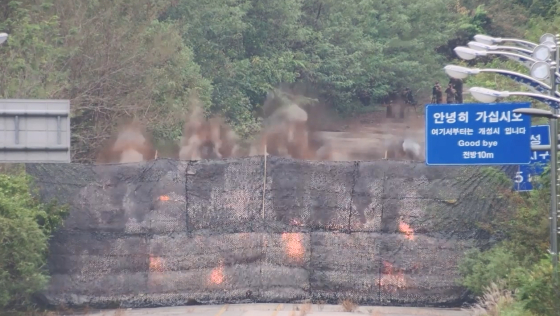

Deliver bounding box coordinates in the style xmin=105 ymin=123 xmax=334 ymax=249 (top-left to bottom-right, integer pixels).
xmin=178 ymin=96 xmax=240 ymax=160
xmin=95 ymin=87 xmax=425 ymax=164
xmin=96 ymin=120 xmax=156 ymax=164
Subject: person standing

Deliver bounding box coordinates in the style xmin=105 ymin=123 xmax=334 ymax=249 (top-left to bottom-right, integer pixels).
xmin=403 ymin=87 xmax=415 ymax=104
xmin=432 ymin=82 xmax=442 ymax=104
xmin=445 ymin=83 xmax=456 ymax=104
xmin=450 ymin=78 xmax=463 ymax=104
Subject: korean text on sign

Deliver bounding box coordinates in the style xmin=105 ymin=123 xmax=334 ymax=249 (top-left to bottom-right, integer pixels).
xmin=425 ymin=102 xmax=532 ymax=166
xmin=430 ymin=110 xmax=526 ymax=136
xmin=432 ymin=112 xmax=469 ymax=124
xmin=513 ymin=125 xmax=551 ymax=192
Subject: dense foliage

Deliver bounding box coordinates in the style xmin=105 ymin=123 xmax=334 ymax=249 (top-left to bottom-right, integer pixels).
xmin=0 ymin=168 xmax=67 ymax=310
xmin=0 ymin=0 xmax=505 ymax=162
xmin=458 ymin=174 xmax=557 ymax=315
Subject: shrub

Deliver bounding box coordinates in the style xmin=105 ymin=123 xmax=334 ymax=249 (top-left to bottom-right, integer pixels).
xmin=469 ymin=282 xmax=533 ymax=316
xmin=0 ymin=170 xmax=67 ymax=310
xmin=458 ymin=166 xmax=558 ymax=316
xmin=513 ymin=258 xmax=558 ymax=316
xmin=459 ymin=244 xmax=531 ymax=296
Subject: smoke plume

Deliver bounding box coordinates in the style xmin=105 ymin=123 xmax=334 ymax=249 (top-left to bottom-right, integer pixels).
xmin=96 ymin=120 xmax=156 ymax=164
xmin=178 ymin=97 xmax=240 ymax=160
xmin=96 ymin=87 xmax=425 ymax=163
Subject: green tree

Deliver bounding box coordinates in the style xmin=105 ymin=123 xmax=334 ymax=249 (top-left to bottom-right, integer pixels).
xmin=0 ymin=1 xmax=68 ymax=100
xmin=0 ymin=170 xmax=67 ymax=310
xmin=1 ymin=0 xmax=213 ymax=162
xmin=2 ymin=0 xmax=546 ymax=160
xmin=296 ymin=0 xmax=462 ymax=112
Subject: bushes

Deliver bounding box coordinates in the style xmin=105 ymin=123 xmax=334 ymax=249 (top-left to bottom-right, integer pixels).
xmin=514 ymin=258 xmax=556 ymax=316
xmin=458 ymin=167 xmax=558 ymax=316
xmin=0 ymin=170 xmax=67 ymax=311
xmin=459 ymin=244 xmax=528 ymax=296
xmin=469 ymin=282 xmax=532 ymax=316
xmin=460 ymin=246 xmax=557 ymax=315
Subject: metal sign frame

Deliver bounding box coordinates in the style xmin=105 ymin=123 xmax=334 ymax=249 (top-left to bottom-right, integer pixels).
xmin=0 ymin=99 xmax=70 ymax=163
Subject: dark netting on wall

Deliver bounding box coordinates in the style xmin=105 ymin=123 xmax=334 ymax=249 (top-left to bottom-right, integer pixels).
xmin=26 ymin=158 xmax=516 ymax=308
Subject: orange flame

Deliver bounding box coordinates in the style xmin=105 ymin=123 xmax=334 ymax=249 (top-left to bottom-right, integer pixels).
xmin=281 ymin=233 xmax=305 ymax=260
xmin=209 ymin=264 xmax=224 ymax=285
xmin=398 ymin=221 xmax=415 ymax=241
xmin=149 ymin=255 xmax=165 ymax=272
xmin=380 ymin=261 xmax=406 ymax=290
xmin=159 ymin=195 xmax=170 ymax=201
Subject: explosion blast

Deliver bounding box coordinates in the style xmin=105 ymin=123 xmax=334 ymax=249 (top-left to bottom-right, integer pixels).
xmin=96 ymin=88 xmax=424 ymax=164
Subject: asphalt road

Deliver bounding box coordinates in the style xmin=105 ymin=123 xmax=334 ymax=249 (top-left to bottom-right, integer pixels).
xmin=80 ymin=303 xmax=472 ymax=316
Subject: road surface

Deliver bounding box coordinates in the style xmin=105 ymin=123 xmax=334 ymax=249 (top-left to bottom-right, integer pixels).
xmin=80 ymin=303 xmax=472 ymax=316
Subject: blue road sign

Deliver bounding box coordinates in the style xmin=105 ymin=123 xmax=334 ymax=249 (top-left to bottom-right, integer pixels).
xmin=514 ymin=125 xmax=551 ymax=191
xmin=425 ymin=102 xmax=532 ymax=166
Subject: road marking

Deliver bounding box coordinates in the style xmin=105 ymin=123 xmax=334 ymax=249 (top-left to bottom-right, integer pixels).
xmin=272 ymin=304 xmax=284 ymax=316
xmin=214 ymin=304 xmax=229 ymax=316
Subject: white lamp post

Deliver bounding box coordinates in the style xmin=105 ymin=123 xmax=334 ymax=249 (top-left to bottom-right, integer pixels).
xmin=449 ymin=34 xmax=560 ymax=294
xmin=541 ymin=33 xmax=558 ymax=44
xmin=531 ymin=61 xmax=552 ymax=80
xmin=469 ymin=87 xmax=560 ymax=108
xmin=455 ymin=46 xmax=537 ymax=62
xmin=514 ymin=107 xmax=560 ymax=118
xmin=0 ymin=33 xmax=8 ymax=45
xmin=454 ymin=46 xmax=538 ymax=69
xmin=444 ymin=65 xmax=557 ymax=95
xmin=468 ymin=41 xmax=555 ymax=63
xmin=468 ymin=41 xmax=534 ymax=56
xmin=474 ymin=34 xmax=539 ymax=50
xmin=533 ymin=44 xmax=555 ymax=61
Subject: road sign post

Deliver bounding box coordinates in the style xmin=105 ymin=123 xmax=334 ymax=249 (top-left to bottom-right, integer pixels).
xmin=0 ymin=99 xmax=71 ymax=163
xmin=425 ymin=102 xmax=532 ymax=165
xmin=514 ymin=125 xmax=551 ymax=191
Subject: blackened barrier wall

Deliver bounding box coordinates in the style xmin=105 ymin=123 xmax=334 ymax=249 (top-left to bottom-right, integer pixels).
xmin=26 ymin=158 xmax=514 ymax=308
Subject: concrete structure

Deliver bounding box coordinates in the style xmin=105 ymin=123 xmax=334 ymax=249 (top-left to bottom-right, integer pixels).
xmin=26 ymin=158 xmax=515 ymax=309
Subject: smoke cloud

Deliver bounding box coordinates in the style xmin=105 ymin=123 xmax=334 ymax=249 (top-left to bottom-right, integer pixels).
xmin=96 ymin=87 xmax=425 ymax=164
xmin=96 ymin=120 xmax=156 ymax=164
xmin=178 ymin=100 xmax=240 ymax=160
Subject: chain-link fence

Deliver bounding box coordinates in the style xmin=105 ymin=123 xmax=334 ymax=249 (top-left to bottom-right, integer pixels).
xmin=26 ymin=158 xmax=516 ymax=308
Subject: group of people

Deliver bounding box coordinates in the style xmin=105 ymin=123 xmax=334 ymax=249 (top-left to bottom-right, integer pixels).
xmin=432 ymin=78 xmax=463 ymax=104
xmin=390 ymin=77 xmax=463 ymax=107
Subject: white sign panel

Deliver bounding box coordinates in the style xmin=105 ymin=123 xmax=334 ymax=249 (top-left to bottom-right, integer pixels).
xmin=0 ymin=99 xmax=70 ymax=163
